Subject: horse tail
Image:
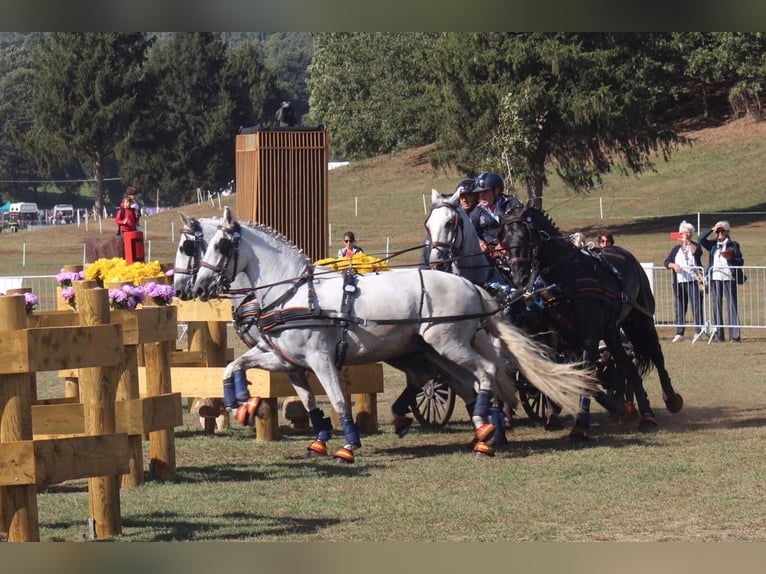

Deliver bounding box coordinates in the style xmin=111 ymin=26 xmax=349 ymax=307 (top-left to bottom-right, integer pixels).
xmin=485 ymin=314 xmax=599 ymax=416
xmin=621 ymin=311 xmax=655 ymax=376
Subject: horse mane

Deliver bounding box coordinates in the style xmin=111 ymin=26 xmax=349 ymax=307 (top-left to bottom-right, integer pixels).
xmin=524 ymin=205 xmax=561 ymax=236
xmin=238 ymin=220 xmax=312 ymax=265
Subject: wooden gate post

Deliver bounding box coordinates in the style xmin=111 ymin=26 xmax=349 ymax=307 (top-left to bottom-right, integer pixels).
xmin=143 ymin=339 xmax=176 ymax=481
xmin=77 ymin=288 xmax=122 ymax=538
xmin=0 ymin=295 xmax=40 ymax=542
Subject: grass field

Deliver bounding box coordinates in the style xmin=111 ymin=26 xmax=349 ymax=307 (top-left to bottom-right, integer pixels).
xmin=3 ymin=117 xmax=766 ymax=542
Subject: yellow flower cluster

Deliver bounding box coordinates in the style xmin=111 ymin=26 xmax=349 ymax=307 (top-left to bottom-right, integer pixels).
xmin=315 ymin=253 xmax=391 ymax=274
xmin=85 ymin=258 xmax=166 ymax=286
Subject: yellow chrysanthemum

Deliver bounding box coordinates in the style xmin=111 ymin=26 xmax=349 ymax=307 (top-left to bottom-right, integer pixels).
xmin=85 ymin=258 xmax=166 ymax=285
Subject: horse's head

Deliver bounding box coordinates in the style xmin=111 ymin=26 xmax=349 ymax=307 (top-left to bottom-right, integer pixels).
xmin=173 ymin=212 xmax=207 ymax=300
xmin=193 ymin=206 xmax=242 ymax=301
xmin=500 ymin=207 xmax=538 ymax=290
xmin=424 ymin=188 xmax=463 ymax=272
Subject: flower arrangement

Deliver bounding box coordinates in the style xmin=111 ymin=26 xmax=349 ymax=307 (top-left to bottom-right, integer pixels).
xmin=56 ymin=268 xmax=85 ymax=287
xmin=315 ymin=252 xmax=391 ymax=274
xmin=143 ymin=281 xmax=176 ymax=306
xmin=0 ymin=291 xmax=39 ymax=314
xmin=60 ymin=287 xmax=76 ymax=308
xmin=85 ymin=258 xmax=166 ymax=286
xmin=24 ymin=291 xmax=39 ymax=313
xmin=108 ymin=284 xmax=146 ymax=310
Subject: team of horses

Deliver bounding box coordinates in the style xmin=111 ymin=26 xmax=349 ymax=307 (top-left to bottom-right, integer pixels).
xmin=173 ymin=191 xmax=683 ymax=462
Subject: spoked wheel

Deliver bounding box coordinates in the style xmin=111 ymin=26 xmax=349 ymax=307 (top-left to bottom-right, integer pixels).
xmin=516 ymin=376 xmax=549 ymax=425
xmin=411 ymin=374 xmax=456 ymax=427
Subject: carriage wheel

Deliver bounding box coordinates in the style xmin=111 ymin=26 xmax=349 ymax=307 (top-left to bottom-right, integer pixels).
xmin=411 ymin=374 xmax=456 ymax=427
xmin=516 ymin=376 xmax=549 ymax=424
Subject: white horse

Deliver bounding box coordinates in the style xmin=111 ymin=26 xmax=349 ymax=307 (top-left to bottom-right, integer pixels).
xmin=191 ymin=207 xmax=597 ymax=462
xmin=174 ymin=212 xmax=493 ymax=441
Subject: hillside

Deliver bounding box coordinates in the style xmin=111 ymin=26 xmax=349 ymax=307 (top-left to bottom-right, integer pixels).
xmin=1 ymin=116 xmax=766 ymax=276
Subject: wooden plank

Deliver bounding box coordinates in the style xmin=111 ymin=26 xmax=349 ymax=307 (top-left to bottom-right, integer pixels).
xmin=0 ymin=434 xmax=130 ymax=486
xmin=32 ymin=402 xmax=84 ymax=436
xmin=110 ymin=305 xmax=177 ymax=345
xmin=0 ymin=325 xmax=123 ymax=374
xmin=115 ymin=393 xmax=183 ymax=435
xmin=173 ymin=299 xmax=234 ymax=322
xmin=137 ymin=364 xmax=384 ymax=398
xmin=26 ymin=310 xmax=79 ymax=328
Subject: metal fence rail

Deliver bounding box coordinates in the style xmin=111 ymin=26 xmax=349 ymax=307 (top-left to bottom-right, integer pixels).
xmin=4 ymin=266 xmax=765 ymax=340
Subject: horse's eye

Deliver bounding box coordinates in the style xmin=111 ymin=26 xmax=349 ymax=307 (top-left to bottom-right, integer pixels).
xmin=218 ymin=237 xmax=232 ymax=256
xmin=181 ymin=240 xmax=195 ymax=257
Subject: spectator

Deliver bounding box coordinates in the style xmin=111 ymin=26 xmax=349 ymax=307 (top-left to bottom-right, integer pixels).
xmin=469 ymin=171 xmax=521 ymax=258
xmin=699 ymin=220 xmax=744 ymax=342
xmin=597 ymin=231 xmax=615 ymax=247
xmin=115 ymin=196 xmax=138 ymax=236
xmin=569 ymin=232 xmax=589 ymax=249
xmin=127 ymin=187 xmax=142 ymax=229
xmin=337 ymin=231 xmax=364 ymax=258
xmin=664 ymin=220 xmax=704 ymax=343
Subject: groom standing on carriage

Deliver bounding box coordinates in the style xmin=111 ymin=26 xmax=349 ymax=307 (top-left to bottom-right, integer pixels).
xmin=469 ymin=172 xmax=521 ymax=258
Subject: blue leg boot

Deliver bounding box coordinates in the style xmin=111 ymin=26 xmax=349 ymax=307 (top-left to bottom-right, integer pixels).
xmin=334 ymin=414 xmax=361 ymax=463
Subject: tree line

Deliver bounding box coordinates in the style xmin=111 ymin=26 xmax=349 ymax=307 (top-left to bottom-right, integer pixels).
xmin=1 ymin=33 xmax=764 ymax=211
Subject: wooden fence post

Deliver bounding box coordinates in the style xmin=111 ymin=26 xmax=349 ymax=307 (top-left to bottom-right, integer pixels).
xmin=0 ymin=295 xmax=40 ymax=542
xmin=77 ymin=288 xmax=122 ymax=538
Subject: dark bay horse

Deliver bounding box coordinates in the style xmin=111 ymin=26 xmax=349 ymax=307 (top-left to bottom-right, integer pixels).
xmin=500 ymin=205 xmax=683 ymax=438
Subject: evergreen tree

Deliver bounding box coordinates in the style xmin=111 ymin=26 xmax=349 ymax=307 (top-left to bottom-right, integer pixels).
xmin=119 ymin=33 xmax=235 ymax=206
xmin=28 ymin=33 xmax=152 ymax=214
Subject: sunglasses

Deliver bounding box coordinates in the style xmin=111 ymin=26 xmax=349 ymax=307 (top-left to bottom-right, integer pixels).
xmin=344 ymin=239 xmax=352 ymax=243
xmin=715 ymin=229 xmax=727 ymax=233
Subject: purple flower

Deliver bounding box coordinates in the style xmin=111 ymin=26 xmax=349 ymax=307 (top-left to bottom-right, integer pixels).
xmin=24 ymin=292 xmax=39 ymax=311
xmin=143 ymin=282 xmax=175 ymax=305
xmin=108 ymin=285 xmax=146 ymax=310
xmin=56 ymin=269 xmax=85 ymax=287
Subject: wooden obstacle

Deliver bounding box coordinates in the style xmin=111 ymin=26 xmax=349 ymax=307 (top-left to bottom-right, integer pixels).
xmin=160 ymin=298 xmax=384 ymax=441
xmin=0 ymin=282 xmax=182 ymax=541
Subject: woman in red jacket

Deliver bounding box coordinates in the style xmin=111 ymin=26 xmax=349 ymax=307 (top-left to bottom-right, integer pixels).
xmin=115 ymin=196 xmax=137 ymax=236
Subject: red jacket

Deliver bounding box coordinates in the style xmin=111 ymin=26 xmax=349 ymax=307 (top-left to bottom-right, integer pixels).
xmin=115 ymin=206 xmax=137 ymax=234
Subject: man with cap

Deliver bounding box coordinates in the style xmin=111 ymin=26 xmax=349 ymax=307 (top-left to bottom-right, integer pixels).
xmin=699 ymin=220 xmax=744 ymax=342
xmin=469 ymin=171 xmax=521 ymax=257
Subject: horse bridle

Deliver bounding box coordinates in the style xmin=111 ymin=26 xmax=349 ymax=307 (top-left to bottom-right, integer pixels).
xmin=173 ymin=218 xmax=207 ymax=294
xmin=501 ymin=212 xmax=546 ymax=292
xmin=425 ymin=200 xmax=465 ymax=270
xmin=199 ymin=221 xmax=242 ymax=296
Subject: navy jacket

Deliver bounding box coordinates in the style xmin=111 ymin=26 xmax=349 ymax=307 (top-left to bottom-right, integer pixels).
xmin=699 ymin=229 xmax=744 ymax=279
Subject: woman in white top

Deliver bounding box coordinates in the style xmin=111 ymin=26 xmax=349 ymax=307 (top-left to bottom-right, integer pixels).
xmin=663 ymin=220 xmax=704 ymax=342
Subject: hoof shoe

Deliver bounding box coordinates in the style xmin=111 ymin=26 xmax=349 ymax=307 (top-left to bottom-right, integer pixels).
xmin=393 ymin=415 xmax=413 ymax=438
xmin=664 ymin=393 xmax=683 ymax=414
xmin=333 ymin=447 xmax=355 ymax=464
xmin=638 ymin=415 xmax=658 ymax=432
xmin=473 ymin=441 xmax=495 ymax=457
xmin=307 ymin=440 xmax=328 ymax=457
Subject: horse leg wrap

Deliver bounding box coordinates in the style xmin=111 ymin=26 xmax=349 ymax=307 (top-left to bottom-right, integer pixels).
xmin=309 ymin=408 xmax=332 ymax=442
xmin=393 ymin=415 xmax=413 ymax=438
xmin=465 ymin=400 xmax=476 ymax=418
xmin=222 ymin=376 xmax=237 ymax=410
xmin=340 ymin=414 xmax=361 ymax=449
xmin=488 ymin=404 xmax=508 ymax=445
xmin=234 ymin=397 xmax=261 ymax=426
xmin=233 ymin=370 xmax=251 ymax=404
xmin=471 ymin=390 xmax=492 ymax=428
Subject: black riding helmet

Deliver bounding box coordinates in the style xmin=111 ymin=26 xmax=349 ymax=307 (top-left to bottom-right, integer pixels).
xmin=475 ymin=172 xmax=504 ymax=192
xmin=456 ymin=178 xmax=477 ymax=195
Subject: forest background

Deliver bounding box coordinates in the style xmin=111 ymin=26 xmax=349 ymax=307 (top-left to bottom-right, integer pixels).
xmin=1 ymin=32 xmax=765 ymax=217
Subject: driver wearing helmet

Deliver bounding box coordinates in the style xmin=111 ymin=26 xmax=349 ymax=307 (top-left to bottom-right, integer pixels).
xmin=469 ymin=172 xmax=521 ymax=257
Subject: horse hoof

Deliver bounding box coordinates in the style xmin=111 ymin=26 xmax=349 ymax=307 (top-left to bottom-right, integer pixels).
xmin=473 ymin=441 xmax=495 ymax=457
xmin=568 ymin=427 xmax=589 ymax=441
xmin=234 ymin=397 xmax=261 ymax=426
xmin=621 ymin=401 xmax=639 ymax=424
xmin=474 ymin=422 xmax=496 ymax=443
xmin=638 ymin=415 xmax=658 ymax=432
xmin=664 ymin=393 xmax=683 ymax=414
xmin=544 ymin=416 xmax=564 ymax=431
xmin=307 ymin=440 xmax=328 ymax=458
xmin=393 ymin=415 xmax=413 ymax=438
xmin=333 ymin=447 xmax=355 ymax=464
